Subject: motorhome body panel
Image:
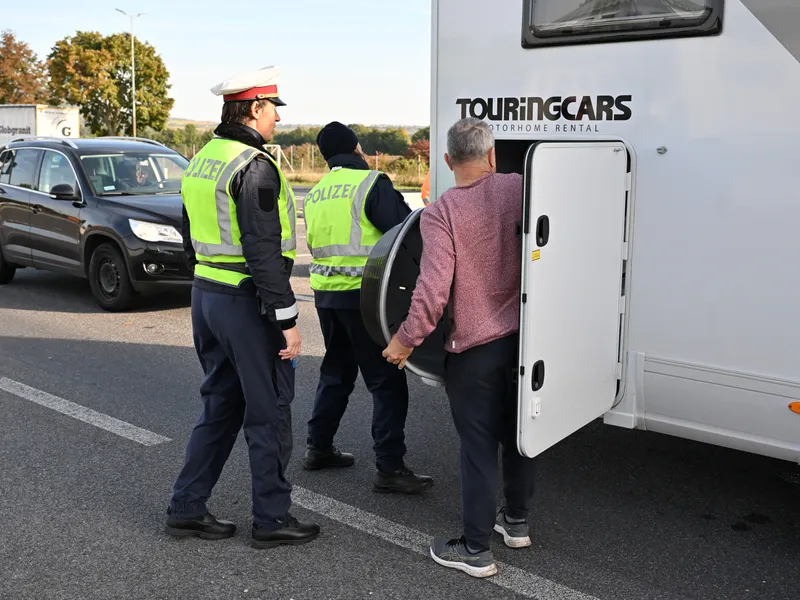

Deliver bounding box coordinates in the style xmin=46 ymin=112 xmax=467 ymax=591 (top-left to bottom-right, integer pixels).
xmin=431 ymin=0 xmax=800 ymax=461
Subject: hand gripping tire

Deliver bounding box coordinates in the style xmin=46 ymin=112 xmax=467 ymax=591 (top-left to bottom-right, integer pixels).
xmin=361 ymin=208 xmax=450 ymax=387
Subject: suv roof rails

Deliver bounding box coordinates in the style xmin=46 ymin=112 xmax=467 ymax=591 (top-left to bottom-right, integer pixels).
xmin=97 ymin=136 xmax=168 ymax=148
xmin=10 ymin=136 xmax=79 ymax=149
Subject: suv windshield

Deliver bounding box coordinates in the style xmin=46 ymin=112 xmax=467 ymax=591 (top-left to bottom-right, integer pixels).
xmin=80 ymin=151 xmax=189 ymax=196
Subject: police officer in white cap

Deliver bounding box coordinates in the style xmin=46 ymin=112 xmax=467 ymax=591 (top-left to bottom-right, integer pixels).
xmin=165 ymin=66 xmax=320 ymax=549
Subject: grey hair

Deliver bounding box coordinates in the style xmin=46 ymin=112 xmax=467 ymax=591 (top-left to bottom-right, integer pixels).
xmin=446 ymin=117 xmax=494 ymax=165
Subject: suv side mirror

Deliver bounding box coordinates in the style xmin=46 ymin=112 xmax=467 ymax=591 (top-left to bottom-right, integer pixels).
xmin=50 ymin=183 xmax=79 ymax=200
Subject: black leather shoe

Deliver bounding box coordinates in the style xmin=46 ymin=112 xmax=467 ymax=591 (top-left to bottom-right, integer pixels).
xmin=373 ymin=465 xmax=434 ymax=495
xmin=164 ymin=512 xmax=236 ymax=540
xmin=302 ymin=445 xmax=355 ymax=470
xmin=250 ymin=515 xmax=321 ymax=549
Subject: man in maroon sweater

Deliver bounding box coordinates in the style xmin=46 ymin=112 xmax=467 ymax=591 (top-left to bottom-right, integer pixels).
xmin=383 ymin=118 xmax=537 ymax=578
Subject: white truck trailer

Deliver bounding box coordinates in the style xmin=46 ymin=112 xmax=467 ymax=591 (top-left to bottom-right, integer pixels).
xmin=428 ymin=0 xmax=800 ymax=464
xmin=0 ymin=104 xmax=80 ymax=147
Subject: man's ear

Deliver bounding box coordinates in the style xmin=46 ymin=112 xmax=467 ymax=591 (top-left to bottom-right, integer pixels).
xmin=248 ymin=100 xmax=261 ymax=121
xmin=444 ymin=153 xmax=453 ymax=172
xmin=488 ymin=146 xmax=497 ymax=170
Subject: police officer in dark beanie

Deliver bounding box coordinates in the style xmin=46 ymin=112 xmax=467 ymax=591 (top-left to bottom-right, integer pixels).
xmin=164 ymin=66 xmax=320 ymax=548
xmin=302 ymin=121 xmax=434 ymax=494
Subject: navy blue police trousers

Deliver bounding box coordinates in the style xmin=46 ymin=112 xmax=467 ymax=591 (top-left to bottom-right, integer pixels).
xmin=307 ymin=307 xmax=409 ymax=472
xmin=168 ymin=287 xmax=295 ymax=530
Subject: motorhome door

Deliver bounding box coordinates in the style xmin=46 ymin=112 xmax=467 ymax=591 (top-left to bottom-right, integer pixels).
xmin=518 ymin=141 xmax=630 ymax=458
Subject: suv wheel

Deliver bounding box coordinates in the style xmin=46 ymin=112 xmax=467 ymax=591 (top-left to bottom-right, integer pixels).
xmin=0 ymin=245 xmax=16 ymax=284
xmin=88 ymin=243 xmax=136 ymax=311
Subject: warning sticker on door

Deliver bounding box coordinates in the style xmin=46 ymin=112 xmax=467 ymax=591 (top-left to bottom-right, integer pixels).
xmin=532 ymin=250 xmax=541 ymax=261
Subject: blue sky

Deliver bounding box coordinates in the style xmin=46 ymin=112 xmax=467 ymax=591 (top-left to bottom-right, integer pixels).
xmin=5 ymin=0 xmax=432 ymax=126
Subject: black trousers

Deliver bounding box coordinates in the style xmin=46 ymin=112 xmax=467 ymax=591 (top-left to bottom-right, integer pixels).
xmin=169 ymin=287 xmax=295 ymax=531
xmin=307 ymin=307 xmax=408 ymax=472
xmin=445 ymin=333 xmax=537 ymax=550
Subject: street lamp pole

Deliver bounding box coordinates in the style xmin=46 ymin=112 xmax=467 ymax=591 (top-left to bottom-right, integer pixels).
xmin=115 ymin=9 xmax=144 ymax=137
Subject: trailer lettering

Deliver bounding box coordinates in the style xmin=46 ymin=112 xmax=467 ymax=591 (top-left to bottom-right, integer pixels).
xmin=614 ymin=95 xmax=633 ymax=121
xmin=527 ymin=97 xmax=544 ymax=121
xmin=0 ymin=125 xmax=32 ymax=135
xmin=596 ymin=96 xmax=615 ymax=120
xmin=470 ymin=99 xmax=488 ymax=119
xmin=503 ymin=98 xmax=520 ymax=121
xmin=488 ymin=123 xmax=546 ymax=133
xmin=455 ymin=95 xmax=633 ymax=124
xmin=561 ymin=96 xmax=576 ymax=121
xmin=487 ymin=98 xmax=502 ymax=120
xmin=543 ymin=97 xmax=561 ymax=120
xmin=577 ymin=97 xmax=597 ymax=121
xmin=554 ymin=124 xmax=600 ymax=133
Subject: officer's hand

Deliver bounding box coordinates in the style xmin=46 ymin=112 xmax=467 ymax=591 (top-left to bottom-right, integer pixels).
xmin=383 ymin=335 xmax=413 ymax=369
xmin=280 ymin=326 xmax=302 ymax=360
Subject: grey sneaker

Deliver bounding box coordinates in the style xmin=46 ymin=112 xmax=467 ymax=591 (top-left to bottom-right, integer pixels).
xmin=429 ymin=536 xmax=498 ymax=578
xmin=493 ymin=508 xmax=532 ymax=548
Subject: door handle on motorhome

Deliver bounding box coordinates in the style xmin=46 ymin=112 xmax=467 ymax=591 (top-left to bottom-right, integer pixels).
xmin=536 ymin=216 xmax=550 ymax=247
xmin=31 ymin=204 xmax=41 ymax=214
xmin=531 ymin=360 xmax=545 ymax=391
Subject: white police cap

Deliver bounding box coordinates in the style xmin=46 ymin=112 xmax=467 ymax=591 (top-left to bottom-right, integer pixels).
xmin=210 ymin=65 xmax=286 ymax=106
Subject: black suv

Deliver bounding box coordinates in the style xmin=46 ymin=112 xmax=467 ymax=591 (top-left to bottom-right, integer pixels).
xmin=0 ymin=136 xmax=193 ymax=311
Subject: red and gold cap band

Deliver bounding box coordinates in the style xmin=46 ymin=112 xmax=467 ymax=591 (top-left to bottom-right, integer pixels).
xmin=223 ymin=85 xmax=280 ymax=102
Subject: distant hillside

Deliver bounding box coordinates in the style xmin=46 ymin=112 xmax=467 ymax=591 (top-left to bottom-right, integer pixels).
xmin=166 ymin=118 xmax=216 ymax=131
xmin=167 ymin=118 xmax=426 ymax=136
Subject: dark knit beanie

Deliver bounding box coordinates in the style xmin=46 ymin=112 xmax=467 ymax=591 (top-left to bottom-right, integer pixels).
xmin=317 ymin=121 xmax=359 ymax=161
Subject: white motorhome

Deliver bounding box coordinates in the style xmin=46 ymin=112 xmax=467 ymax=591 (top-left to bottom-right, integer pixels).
xmin=428 ymin=0 xmax=800 ymax=463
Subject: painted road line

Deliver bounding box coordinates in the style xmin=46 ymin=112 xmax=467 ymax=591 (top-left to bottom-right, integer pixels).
xmin=0 ymin=377 xmax=596 ymax=598
xmin=292 ymin=487 xmax=600 ymax=600
xmin=0 ymin=377 xmax=171 ymax=447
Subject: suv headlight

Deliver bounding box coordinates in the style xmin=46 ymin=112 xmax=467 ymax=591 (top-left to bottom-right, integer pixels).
xmin=129 ymin=219 xmax=182 ymax=244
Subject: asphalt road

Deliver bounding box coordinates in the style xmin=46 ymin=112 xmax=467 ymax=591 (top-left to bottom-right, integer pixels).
xmin=1 ymin=203 xmax=799 ymax=600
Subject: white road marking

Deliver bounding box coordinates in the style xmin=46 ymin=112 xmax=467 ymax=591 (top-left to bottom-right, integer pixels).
xmin=292 ymin=487 xmax=600 ymax=600
xmin=0 ymin=377 xmax=595 ymax=598
xmin=0 ymin=378 xmax=171 ymax=447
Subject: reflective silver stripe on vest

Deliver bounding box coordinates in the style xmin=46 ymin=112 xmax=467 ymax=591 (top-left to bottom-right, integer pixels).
xmin=191 ymin=239 xmax=243 ymax=256
xmin=309 ymin=263 xmax=365 ymax=278
xmin=281 ymin=237 xmax=296 ymax=252
xmin=197 ymin=146 xmax=296 ymax=255
xmin=216 ymin=148 xmax=260 ymax=245
xmin=310 ymin=170 xmax=382 ymax=259
xmin=283 ymin=184 xmax=297 ymax=252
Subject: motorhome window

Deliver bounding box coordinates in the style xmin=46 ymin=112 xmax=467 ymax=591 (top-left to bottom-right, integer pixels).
xmin=523 ymin=0 xmax=723 ymax=47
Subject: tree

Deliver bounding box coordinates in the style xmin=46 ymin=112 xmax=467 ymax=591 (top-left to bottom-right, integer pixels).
xmin=405 ymin=139 xmax=430 ymax=165
xmin=347 ymin=125 xmax=410 ymax=155
xmin=412 ymin=126 xmax=430 ymax=143
xmin=273 ymin=125 xmax=321 ymax=147
xmin=0 ymin=30 xmax=48 ymax=104
xmin=47 ymin=31 xmax=174 ymax=136
xmin=378 ymin=128 xmax=411 ymax=155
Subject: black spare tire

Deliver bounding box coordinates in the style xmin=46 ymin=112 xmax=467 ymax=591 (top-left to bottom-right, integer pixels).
xmin=361 ymin=208 xmax=450 ymax=386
